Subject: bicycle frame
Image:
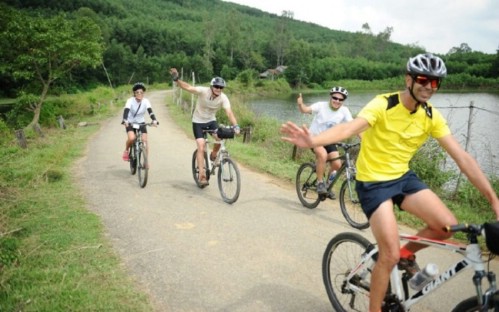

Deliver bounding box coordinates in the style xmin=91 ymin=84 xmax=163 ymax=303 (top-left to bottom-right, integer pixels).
xmin=354 ymin=234 xmax=496 ymax=311
xmin=203 ymin=131 xmax=229 ymax=175
xmin=192 ymin=127 xmax=241 ymax=203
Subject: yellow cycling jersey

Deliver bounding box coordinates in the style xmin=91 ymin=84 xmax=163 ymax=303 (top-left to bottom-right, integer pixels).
xmin=356 ymin=92 xmax=450 ymax=182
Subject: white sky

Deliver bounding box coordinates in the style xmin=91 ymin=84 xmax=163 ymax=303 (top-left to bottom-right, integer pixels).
xmin=223 ymin=0 xmax=499 ymax=54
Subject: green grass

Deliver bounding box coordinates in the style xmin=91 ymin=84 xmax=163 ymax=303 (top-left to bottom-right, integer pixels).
xmin=0 ymin=88 xmax=154 ymax=311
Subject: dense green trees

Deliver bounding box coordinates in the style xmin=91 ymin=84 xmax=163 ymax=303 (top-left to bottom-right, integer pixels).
xmin=0 ymin=4 xmax=103 ymax=128
xmin=1 ymin=0 xmax=497 ymax=99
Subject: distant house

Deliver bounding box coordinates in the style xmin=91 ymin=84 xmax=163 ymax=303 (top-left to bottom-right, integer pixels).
xmin=259 ymin=65 xmax=287 ymax=80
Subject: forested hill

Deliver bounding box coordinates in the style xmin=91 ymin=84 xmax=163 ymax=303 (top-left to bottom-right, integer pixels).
xmin=1 ymin=0 xmax=498 ymax=94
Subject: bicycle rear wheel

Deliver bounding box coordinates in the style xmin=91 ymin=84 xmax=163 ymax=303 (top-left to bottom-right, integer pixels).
xmin=218 ymin=157 xmax=241 ymax=204
xmin=129 ymin=146 xmax=137 ymax=175
xmin=192 ymin=149 xmax=210 ymax=188
xmin=339 ymin=179 xmax=369 ymax=230
xmin=323 ymin=232 xmax=375 ymax=312
xmin=295 ymin=162 xmax=321 ymax=209
xmin=137 ymin=145 xmax=148 ymax=188
xmin=452 ymin=294 xmax=499 ymax=312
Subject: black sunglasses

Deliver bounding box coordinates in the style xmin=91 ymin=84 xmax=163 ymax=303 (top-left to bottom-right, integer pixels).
xmin=213 ymin=85 xmax=224 ymax=90
xmin=331 ymin=96 xmax=345 ymax=102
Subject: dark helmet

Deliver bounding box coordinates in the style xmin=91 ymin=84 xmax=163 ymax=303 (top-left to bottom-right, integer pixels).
xmin=329 ymin=86 xmax=348 ymax=99
xmin=132 ymin=82 xmax=146 ymax=92
xmin=406 ymin=53 xmax=447 ymax=78
xmin=210 ymin=77 xmax=226 ymax=88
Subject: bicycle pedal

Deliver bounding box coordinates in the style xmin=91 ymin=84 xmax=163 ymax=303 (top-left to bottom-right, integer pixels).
xmin=319 ymin=194 xmax=327 ymax=201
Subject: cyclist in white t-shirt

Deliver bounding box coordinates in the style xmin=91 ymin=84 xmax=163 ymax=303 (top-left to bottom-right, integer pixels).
xmin=297 ymin=87 xmax=353 ymax=195
xmin=121 ymin=82 xmax=158 ymax=162
xmin=170 ymin=68 xmax=240 ymax=187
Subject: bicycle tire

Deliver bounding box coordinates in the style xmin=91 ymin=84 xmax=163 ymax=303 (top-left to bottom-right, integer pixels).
xmin=452 ymin=294 xmax=499 ymax=312
xmin=323 ymin=232 xmax=375 ymax=312
xmin=339 ymin=179 xmax=369 ymax=230
xmin=129 ymin=146 xmax=137 ymax=175
xmin=217 ymin=157 xmax=241 ymax=204
xmin=295 ymin=162 xmax=321 ymax=209
xmin=137 ymin=145 xmax=148 ymax=188
xmin=192 ymin=149 xmax=210 ymax=188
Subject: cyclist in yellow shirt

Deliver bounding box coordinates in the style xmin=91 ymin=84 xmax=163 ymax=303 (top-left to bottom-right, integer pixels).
xmin=280 ymin=53 xmax=499 ymax=312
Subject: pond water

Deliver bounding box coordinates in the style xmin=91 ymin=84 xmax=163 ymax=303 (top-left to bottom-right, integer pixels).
xmin=245 ymin=92 xmax=499 ymax=176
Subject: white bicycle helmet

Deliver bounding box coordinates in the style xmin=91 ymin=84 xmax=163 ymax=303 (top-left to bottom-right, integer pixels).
xmin=210 ymin=77 xmax=226 ymax=88
xmin=406 ymin=53 xmax=447 ymax=78
xmin=329 ymin=86 xmax=348 ymax=99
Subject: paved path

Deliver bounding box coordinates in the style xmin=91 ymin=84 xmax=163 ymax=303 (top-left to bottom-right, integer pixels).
xmin=76 ymin=90 xmax=497 ymax=311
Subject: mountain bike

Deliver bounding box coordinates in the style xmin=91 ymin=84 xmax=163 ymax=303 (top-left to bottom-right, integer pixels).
xmin=295 ymin=142 xmax=368 ymax=230
xmin=191 ymin=126 xmax=241 ymax=204
xmin=128 ymin=122 xmax=153 ymax=188
xmin=322 ymin=222 xmax=499 ymax=312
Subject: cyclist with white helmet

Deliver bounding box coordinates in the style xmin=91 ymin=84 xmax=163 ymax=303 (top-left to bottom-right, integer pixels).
xmin=281 ymin=53 xmax=499 ymax=312
xmin=122 ymin=82 xmax=159 ymax=162
xmin=297 ymin=86 xmax=354 ymax=196
xmin=169 ymin=68 xmax=240 ymax=187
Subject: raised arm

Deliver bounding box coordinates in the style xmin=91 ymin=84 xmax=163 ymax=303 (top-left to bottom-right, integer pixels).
xmin=170 ymin=67 xmax=197 ymax=93
xmin=297 ymin=93 xmax=312 ymax=114
xmin=281 ymin=117 xmax=369 ymax=148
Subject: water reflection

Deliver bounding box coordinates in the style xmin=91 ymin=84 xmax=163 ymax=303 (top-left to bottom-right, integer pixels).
xmin=246 ymin=92 xmax=499 ymax=176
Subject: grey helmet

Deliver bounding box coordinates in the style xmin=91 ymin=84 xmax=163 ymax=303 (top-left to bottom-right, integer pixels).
xmin=329 ymin=86 xmax=348 ymax=99
xmin=210 ymin=77 xmax=226 ymax=88
xmin=132 ymin=82 xmax=146 ymax=92
xmin=406 ymin=53 xmax=447 ymax=78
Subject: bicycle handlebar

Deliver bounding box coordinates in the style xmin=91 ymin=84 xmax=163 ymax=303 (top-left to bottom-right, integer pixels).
xmin=443 ymin=223 xmax=483 ymax=235
xmin=336 ymin=142 xmax=360 ymax=150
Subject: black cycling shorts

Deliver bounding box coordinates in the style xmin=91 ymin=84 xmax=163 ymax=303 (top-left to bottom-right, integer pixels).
xmin=193 ymin=120 xmax=218 ymax=139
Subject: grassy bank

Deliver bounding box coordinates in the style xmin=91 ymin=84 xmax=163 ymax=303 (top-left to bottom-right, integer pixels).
xmin=0 ymin=87 xmax=155 ymax=311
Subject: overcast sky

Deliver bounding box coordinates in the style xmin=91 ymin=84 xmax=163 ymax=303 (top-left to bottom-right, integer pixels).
xmin=223 ymin=0 xmax=499 ymax=55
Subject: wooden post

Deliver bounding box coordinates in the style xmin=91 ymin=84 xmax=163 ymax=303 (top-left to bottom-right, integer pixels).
xmin=242 ymin=126 xmax=252 ymax=143
xmin=292 ymin=145 xmax=298 ymax=160
xmin=57 ymin=115 xmax=66 ymax=129
xmin=15 ymin=129 xmax=27 ymax=148
xmin=454 ymin=101 xmax=475 ymax=195
xmin=32 ymin=123 xmax=44 ymax=137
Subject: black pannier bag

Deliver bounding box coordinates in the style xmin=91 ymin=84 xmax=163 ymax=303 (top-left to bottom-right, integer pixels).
xmin=217 ymin=127 xmax=235 ymax=139
xmin=484 ymin=222 xmax=499 ymax=255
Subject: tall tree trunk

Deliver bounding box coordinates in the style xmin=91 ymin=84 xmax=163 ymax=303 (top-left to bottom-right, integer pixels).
xmin=27 ymin=82 xmax=50 ymax=130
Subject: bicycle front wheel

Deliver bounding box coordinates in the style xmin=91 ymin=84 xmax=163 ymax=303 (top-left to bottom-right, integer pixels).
xmin=295 ymin=162 xmax=320 ymax=209
xmin=452 ymin=294 xmax=499 ymax=312
xmin=218 ymin=157 xmax=241 ymax=204
xmin=129 ymin=147 xmax=137 ymax=175
xmin=192 ymin=149 xmax=210 ymax=188
xmin=339 ymin=179 xmax=369 ymax=230
xmin=323 ymin=232 xmax=374 ymax=312
xmin=137 ymin=145 xmax=148 ymax=188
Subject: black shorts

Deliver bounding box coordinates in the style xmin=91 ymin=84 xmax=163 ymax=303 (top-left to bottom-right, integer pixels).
xmin=311 ymin=144 xmax=338 ymax=154
xmin=125 ymin=124 xmax=147 ymax=134
xmin=355 ymin=170 xmax=428 ymax=219
xmin=193 ymin=120 xmax=218 ymax=139
xmin=324 ymin=143 xmax=338 ymax=154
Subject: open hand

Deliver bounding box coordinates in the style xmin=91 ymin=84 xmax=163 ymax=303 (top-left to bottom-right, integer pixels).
xmin=280 ymin=121 xmax=313 ymax=148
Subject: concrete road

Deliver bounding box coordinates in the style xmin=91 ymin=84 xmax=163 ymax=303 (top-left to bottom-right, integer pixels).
xmin=76 ymin=90 xmax=497 ymax=311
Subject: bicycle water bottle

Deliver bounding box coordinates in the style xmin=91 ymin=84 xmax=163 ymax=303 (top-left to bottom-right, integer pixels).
xmin=327 ymin=171 xmax=337 ymax=186
xmin=408 ymin=263 xmax=438 ymax=291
